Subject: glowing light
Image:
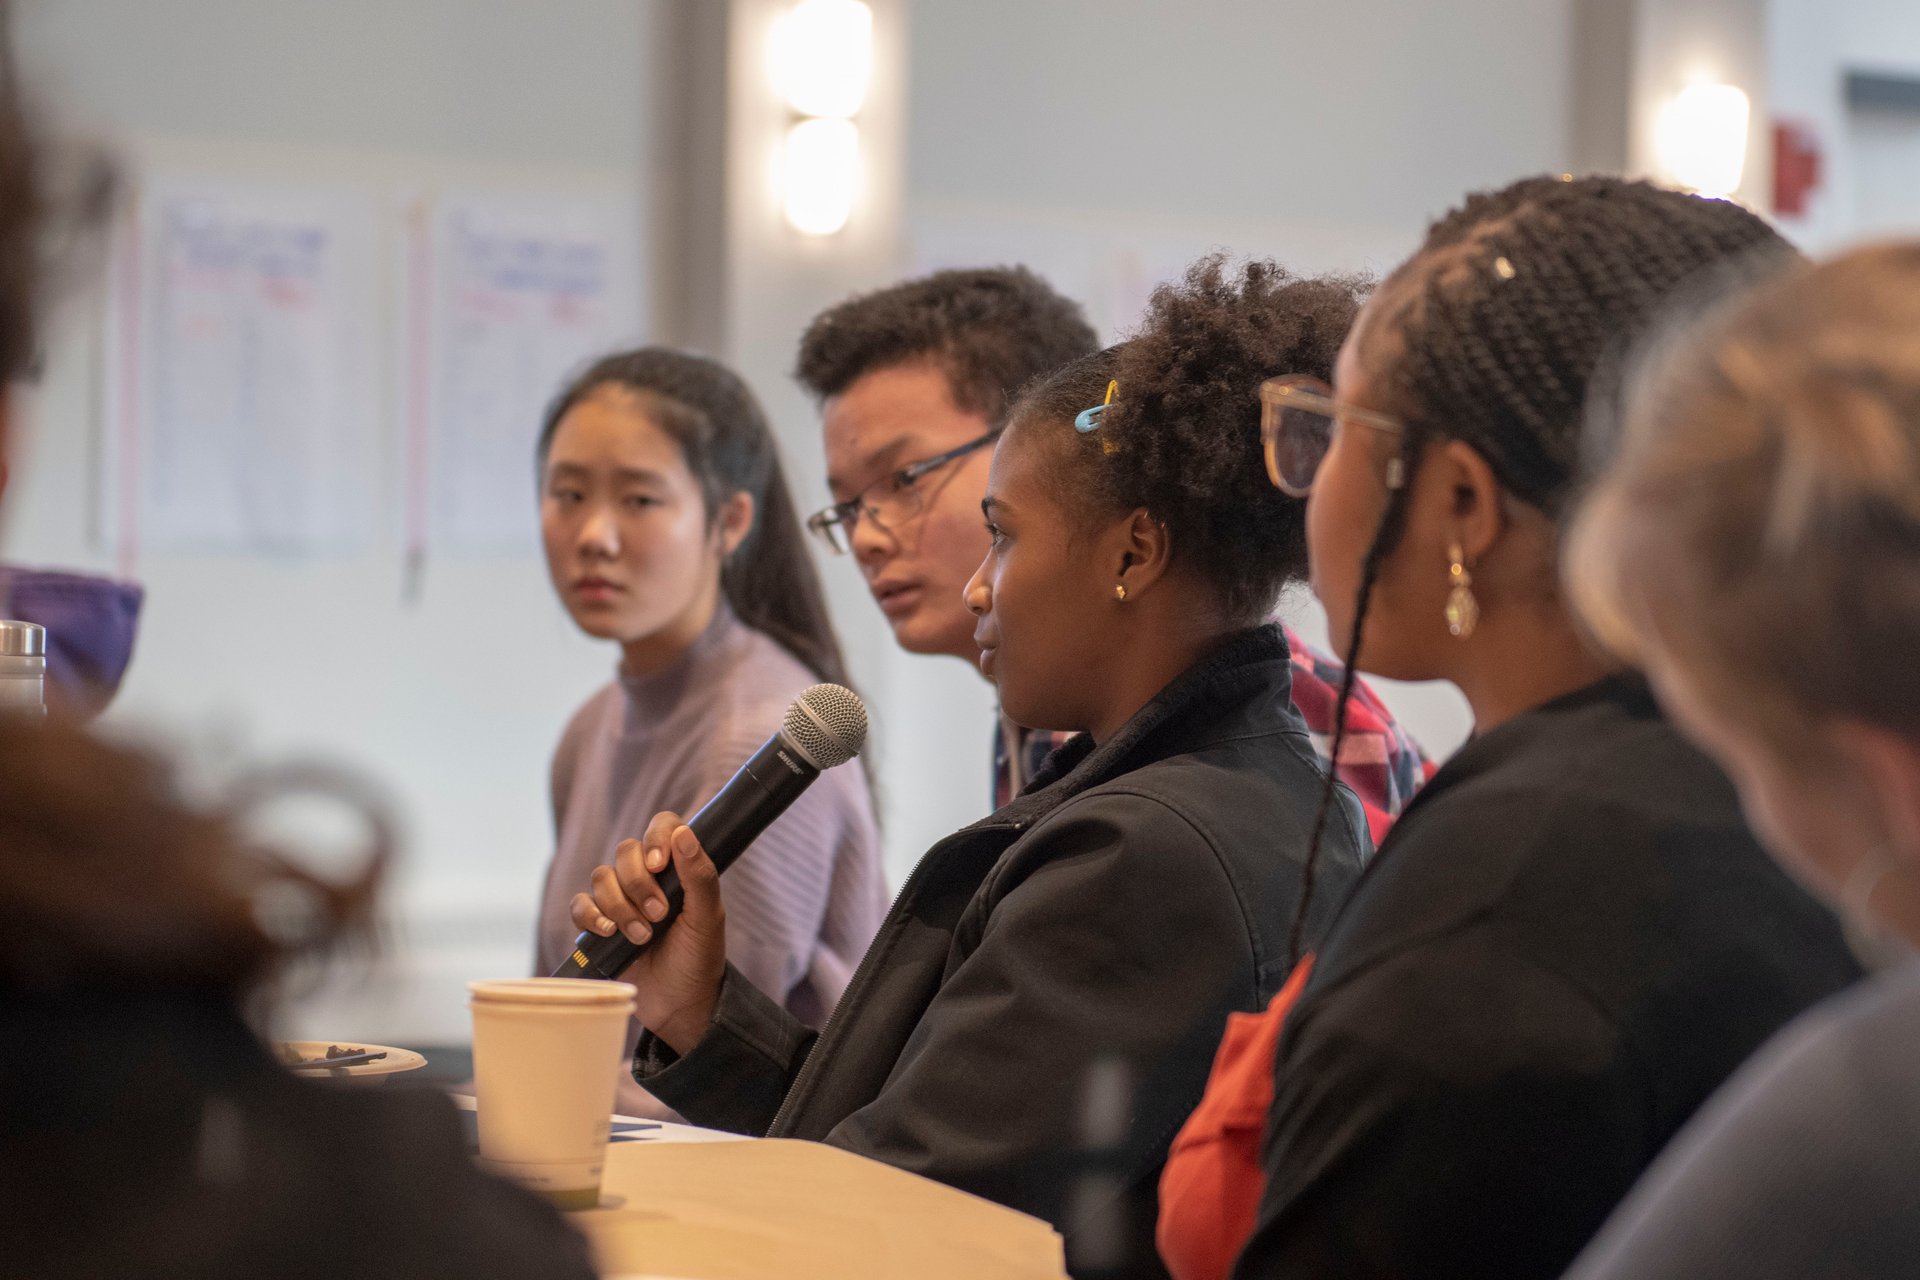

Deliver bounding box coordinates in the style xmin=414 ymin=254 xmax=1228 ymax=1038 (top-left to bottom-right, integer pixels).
xmin=782 ymin=117 xmax=860 ymax=236
xmin=771 ymin=0 xmax=873 ymax=119
xmin=1656 ymin=82 xmax=1751 ymax=199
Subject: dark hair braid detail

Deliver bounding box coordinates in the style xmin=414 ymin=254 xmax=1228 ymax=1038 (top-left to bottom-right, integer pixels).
xmin=1288 ymin=426 xmax=1422 ymax=963
xmin=1378 ymin=176 xmax=1795 ymax=516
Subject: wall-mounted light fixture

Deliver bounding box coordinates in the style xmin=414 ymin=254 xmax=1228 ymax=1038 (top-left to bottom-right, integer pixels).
xmin=1655 ymin=82 xmax=1750 ymax=200
xmin=782 ymin=117 xmax=861 ymax=236
xmin=772 ymin=0 xmax=872 ymax=236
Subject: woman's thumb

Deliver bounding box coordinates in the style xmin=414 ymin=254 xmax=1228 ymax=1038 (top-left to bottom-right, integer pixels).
xmin=669 ymin=824 xmax=722 ymax=924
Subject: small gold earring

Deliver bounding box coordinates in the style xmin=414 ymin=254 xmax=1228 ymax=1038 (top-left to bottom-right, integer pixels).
xmin=1445 ymin=542 xmax=1478 ymax=638
xmin=1114 ymin=583 xmax=1128 ymax=602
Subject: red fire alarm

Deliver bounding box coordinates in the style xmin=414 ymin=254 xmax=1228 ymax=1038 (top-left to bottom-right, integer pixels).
xmin=1773 ymin=120 xmax=1823 ymax=218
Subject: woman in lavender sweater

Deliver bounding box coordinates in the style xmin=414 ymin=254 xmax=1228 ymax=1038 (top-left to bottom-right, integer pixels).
xmin=533 ymin=348 xmax=887 ymax=1116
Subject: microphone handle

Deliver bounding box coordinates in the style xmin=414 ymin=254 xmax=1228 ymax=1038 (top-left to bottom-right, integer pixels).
xmin=552 ymin=733 xmax=821 ymax=980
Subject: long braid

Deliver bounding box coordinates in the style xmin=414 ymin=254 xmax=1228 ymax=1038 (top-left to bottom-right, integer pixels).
xmin=1288 ymin=427 xmax=1422 ymax=964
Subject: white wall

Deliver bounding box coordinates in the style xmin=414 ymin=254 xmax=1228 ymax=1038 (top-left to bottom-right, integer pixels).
xmin=1770 ymin=0 xmax=1920 ymax=250
xmin=1850 ymin=107 xmax=1920 ymax=238
xmin=1832 ymin=0 xmax=1920 ymax=239
xmin=909 ymin=0 xmax=1575 ymax=251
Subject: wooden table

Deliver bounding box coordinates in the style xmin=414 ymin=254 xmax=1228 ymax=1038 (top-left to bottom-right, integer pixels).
xmin=572 ymin=1136 xmax=1068 ymax=1280
xmin=452 ymin=1092 xmax=1066 ymax=1278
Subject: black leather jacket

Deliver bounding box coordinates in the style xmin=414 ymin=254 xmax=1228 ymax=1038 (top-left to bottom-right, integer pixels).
xmin=637 ymin=626 xmax=1368 ymax=1278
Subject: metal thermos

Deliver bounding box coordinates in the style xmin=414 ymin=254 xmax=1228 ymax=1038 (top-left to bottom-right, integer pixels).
xmin=0 ymin=619 xmax=47 ymax=719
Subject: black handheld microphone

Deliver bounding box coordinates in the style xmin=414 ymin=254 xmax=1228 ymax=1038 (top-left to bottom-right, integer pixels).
xmin=551 ymin=682 xmax=868 ymax=980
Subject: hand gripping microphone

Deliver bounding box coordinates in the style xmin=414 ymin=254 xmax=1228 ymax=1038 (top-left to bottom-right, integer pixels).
xmin=551 ymin=683 xmax=868 ymax=980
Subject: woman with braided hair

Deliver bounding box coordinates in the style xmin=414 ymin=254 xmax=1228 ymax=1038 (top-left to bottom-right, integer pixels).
xmin=1156 ymin=176 xmax=1862 ymax=1280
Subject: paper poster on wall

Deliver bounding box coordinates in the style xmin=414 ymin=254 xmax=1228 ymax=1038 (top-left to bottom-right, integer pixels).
xmin=404 ymin=192 xmax=643 ymax=559
xmin=102 ymin=178 xmax=382 ymax=561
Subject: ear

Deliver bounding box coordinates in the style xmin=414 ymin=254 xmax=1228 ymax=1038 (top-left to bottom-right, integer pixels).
xmin=1433 ymin=438 xmax=1507 ymax=564
xmin=1111 ymin=507 xmax=1172 ymax=594
xmin=714 ymin=491 xmax=755 ymax=558
xmin=1835 ymin=720 xmax=1920 ymax=864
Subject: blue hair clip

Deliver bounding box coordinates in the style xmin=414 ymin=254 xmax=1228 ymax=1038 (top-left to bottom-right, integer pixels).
xmin=1074 ymin=379 xmax=1118 ymax=433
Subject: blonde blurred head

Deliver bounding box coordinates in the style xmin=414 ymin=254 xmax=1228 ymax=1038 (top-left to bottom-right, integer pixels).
xmin=1568 ymin=241 xmax=1920 ymax=946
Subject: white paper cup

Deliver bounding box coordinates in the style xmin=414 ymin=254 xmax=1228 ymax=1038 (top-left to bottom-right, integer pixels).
xmin=469 ymin=978 xmax=637 ymax=1209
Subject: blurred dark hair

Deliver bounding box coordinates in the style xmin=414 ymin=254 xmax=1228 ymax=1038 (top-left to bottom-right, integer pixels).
xmin=795 ymin=266 xmax=1099 ymax=424
xmin=0 ymin=718 xmax=384 ymax=996
xmin=1570 ymin=241 xmax=1920 ymax=750
xmin=1010 ymin=257 xmax=1366 ymax=625
xmin=0 ymin=14 xmax=117 ymax=383
xmin=539 ymin=347 xmax=853 ymax=690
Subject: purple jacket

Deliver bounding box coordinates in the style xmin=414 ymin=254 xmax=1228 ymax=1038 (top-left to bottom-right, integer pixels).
xmin=0 ymin=565 xmax=143 ymax=719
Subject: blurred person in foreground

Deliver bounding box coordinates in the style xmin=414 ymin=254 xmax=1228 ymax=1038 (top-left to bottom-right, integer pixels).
xmin=1562 ymin=241 xmax=1920 ymax=1280
xmin=0 ymin=735 xmax=596 ymax=1279
xmin=0 ymin=21 xmax=595 ymax=1279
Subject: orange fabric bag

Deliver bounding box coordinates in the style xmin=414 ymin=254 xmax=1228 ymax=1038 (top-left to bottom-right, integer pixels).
xmin=1155 ymin=958 xmax=1314 ymax=1280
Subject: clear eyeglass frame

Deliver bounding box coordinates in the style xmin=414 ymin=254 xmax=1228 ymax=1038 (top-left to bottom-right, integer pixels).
xmin=1257 ymin=375 xmax=1410 ymax=498
xmin=806 ymin=429 xmax=1001 ymax=554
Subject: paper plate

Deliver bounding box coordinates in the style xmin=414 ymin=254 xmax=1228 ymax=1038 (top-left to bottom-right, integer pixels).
xmin=277 ymin=1040 xmax=428 ymax=1082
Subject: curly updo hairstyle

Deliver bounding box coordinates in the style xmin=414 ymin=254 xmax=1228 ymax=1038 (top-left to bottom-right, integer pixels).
xmin=795 ymin=266 xmax=1099 ymax=424
xmin=1287 ymin=175 xmax=1801 ymax=960
xmin=1010 ymin=255 xmax=1367 ymax=626
xmin=0 ymin=16 xmax=116 ymax=383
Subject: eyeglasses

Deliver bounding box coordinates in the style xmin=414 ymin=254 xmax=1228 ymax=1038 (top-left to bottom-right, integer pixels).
xmin=1258 ymin=375 xmax=1409 ymax=497
xmin=807 ymin=430 xmax=1001 ymax=554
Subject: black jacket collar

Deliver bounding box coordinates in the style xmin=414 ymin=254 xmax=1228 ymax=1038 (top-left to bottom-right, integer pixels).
xmin=1389 ymin=672 xmax=1658 ymax=827
xmin=1306 ymin=672 xmax=1675 ymax=993
xmin=986 ymin=625 xmax=1303 ymax=832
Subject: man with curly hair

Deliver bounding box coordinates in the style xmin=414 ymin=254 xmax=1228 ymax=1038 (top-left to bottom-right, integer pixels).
xmin=795 ymin=265 xmax=1429 ymax=837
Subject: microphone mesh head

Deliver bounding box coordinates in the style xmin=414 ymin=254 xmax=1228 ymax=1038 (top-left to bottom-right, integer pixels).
xmin=783 ymin=683 xmax=869 ymax=769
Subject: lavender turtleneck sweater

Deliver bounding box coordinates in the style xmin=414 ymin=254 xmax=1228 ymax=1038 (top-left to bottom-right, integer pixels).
xmin=536 ymin=605 xmax=887 ymax=1116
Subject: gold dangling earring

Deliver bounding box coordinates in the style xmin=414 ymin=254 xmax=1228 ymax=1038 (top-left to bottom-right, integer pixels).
xmin=1444 ymin=541 xmax=1478 ymax=638
xmin=1114 ymin=583 xmax=1128 ymax=602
